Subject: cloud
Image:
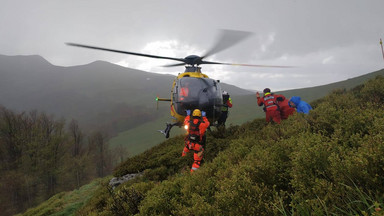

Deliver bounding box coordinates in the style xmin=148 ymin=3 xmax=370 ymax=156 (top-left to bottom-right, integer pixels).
xmin=115 ymin=40 xmax=204 ymax=75
xmin=322 ymin=56 xmax=334 ymax=64
xmin=0 ymin=0 xmax=383 ymax=91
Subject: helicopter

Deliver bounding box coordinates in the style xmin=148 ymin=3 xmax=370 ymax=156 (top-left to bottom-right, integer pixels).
xmin=67 ymin=30 xmax=292 ymax=138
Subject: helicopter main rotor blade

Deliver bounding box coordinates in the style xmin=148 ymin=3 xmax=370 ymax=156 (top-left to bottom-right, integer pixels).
xmin=66 ymin=42 xmax=186 ymax=63
xmin=201 ymin=60 xmax=296 ymax=68
xmin=201 ymin=29 xmax=253 ymax=59
xmin=162 ymin=60 xmax=294 ymax=68
xmin=162 ymin=62 xmax=187 ymax=67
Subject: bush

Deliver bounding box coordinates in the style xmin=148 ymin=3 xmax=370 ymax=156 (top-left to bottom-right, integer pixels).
xmin=78 ymin=75 xmax=384 ymax=215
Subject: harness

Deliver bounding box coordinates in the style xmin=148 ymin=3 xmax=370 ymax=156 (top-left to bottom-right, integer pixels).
xmin=188 ymin=119 xmax=202 ymax=143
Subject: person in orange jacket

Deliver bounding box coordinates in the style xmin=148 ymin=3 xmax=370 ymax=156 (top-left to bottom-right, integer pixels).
xmin=182 ymin=109 xmax=210 ymax=173
xmin=278 ymin=97 xmax=296 ymax=120
xmin=256 ymin=88 xmax=285 ymax=124
xmin=180 ymin=81 xmax=189 ymax=101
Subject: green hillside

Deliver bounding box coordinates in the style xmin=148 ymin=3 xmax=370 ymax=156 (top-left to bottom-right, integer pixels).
xmin=108 ymin=109 xmax=185 ymax=154
xmin=109 ymin=68 xmax=384 ymax=156
xmin=16 ymin=179 xmax=101 ymax=216
xmin=276 ymin=68 xmax=384 ymax=102
xmin=21 ymin=75 xmax=384 ymax=215
xmin=2 ymin=54 xmax=383 ymax=158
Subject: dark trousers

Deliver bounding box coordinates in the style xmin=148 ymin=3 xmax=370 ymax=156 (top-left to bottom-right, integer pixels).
xmin=217 ymin=111 xmax=228 ymax=126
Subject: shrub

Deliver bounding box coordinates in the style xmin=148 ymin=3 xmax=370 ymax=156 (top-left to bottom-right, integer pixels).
xmin=78 ymin=75 xmax=384 ymax=215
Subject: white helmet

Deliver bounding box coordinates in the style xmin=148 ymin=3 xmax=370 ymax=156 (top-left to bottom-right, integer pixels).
xmin=222 ymin=91 xmax=228 ymax=95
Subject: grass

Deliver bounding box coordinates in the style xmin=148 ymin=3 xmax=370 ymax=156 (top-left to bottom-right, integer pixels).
xmin=18 ymin=178 xmax=103 ymax=216
xmin=108 ymin=93 xmax=263 ymax=156
xmin=108 ymin=110 xmax=185 ymax=156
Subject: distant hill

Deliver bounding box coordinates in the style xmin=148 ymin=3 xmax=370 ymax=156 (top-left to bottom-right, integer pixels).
xmin=229 ymin=68 xmax=384 ymax=125
xmin=0 ymin=54 xmax=252 ymax=137
xmin=276 ymin=68 xmax=384 ymax=102
xmin=0 ymin=55 xmax=175 ymax=133
xmin=1 ymin=54 xmax=383 ymax=156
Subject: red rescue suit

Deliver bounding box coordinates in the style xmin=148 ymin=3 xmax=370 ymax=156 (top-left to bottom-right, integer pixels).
xmin=257 ymin=93 xmax=281 ymax=124
xmin=182 ymin=115 xmax=210 ymax=173
xmin=278 ymin=99 xmax=295 ymax=120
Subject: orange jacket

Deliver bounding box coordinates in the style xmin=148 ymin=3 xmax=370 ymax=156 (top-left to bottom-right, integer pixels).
xmin=184 ymin=115 xmax=210 ymax=140
xmin=257 ymin=93 xmax=284 ymax=111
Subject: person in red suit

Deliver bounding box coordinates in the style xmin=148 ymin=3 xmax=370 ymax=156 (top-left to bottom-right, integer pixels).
xmin=278 ymin=97 xmax=296 ymax=120
xmin=182 ymin=109 xmax=210 ymax=173
xmin=256 ymin=88 xmax=284 ymax=124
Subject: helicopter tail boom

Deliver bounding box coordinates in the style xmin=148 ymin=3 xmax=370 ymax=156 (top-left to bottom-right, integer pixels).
xmin=156 ymin=97 xmax=171 ymax=110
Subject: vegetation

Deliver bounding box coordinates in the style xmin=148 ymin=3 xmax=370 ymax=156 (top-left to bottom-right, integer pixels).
xmin=0 ymin=109 xmax=125 ymax=215
xmin=67 ymin=75 xmax=384 ymax=215
xmin=6 ymin=73 xmax=384 ymax=215
xmin=109 ymin=68 xmax=384 ymax=157
xmin=2 ymin=55 xmax=383 ymax=160
xmin=15 ymin=178 xmax=101 ymax=216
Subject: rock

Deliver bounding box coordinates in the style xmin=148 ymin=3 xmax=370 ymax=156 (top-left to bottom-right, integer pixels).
xmin=109 ymin=173 xmax=142 ymax=189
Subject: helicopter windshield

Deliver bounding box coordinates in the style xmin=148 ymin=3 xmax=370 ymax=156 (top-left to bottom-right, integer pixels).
xmin=174 ymin=77 xmax=222 ymax=118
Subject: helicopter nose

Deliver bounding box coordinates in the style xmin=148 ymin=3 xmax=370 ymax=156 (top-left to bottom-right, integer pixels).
xmin=198 ymin=91 xmax=210 ymax=107
xmin=198 ymin=89 xmax=219 ymax=118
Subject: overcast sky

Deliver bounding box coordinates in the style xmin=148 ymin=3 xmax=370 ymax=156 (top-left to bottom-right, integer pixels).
xmin=1 ymin=0 xmax=383 ymax=91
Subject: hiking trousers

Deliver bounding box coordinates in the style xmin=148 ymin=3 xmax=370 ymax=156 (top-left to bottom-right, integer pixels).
xmin=182 ymin=140 xmax=204 ymax=173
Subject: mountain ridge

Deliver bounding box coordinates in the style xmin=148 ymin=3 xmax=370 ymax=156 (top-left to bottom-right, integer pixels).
xmin=1 ymin=54 xmax=383 ymax=156
xmin=0 ymin=54 xmax=253 ymax=135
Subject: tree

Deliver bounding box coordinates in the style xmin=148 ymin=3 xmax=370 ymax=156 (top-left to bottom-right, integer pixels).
xmin=89 ymin=131 xmax=112 ymax=178
xmin=68 ymin=120 xmax=87 ymax=188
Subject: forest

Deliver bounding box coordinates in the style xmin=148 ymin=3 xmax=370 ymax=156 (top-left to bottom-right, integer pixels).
xmin=0 ymin=109 xmax=127 ymax=216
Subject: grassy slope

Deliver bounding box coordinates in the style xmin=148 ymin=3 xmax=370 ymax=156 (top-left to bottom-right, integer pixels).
xmin=108 ymin=94 xmax=262 ymax=156
xmin=109 ymin=68 xmax=384 ymax=156
xmin=17 ymin=70 xmax=384 ymax=215
xmin=108 ymin=112 xmax=185 ymax=155
xmin=82 ymin=75 xmax=384 ymax=215
xmin=17 ymin=179 xmax=103 ymax=216
xmin=22 ymin=75 xmax=384 ymax=216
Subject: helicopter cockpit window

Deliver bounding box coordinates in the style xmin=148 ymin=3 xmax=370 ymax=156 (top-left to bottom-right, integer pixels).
xmin=178 ymin=77 xmax=206 ymax=101
xmin=175 ymin=77 xmax=222 ymax=116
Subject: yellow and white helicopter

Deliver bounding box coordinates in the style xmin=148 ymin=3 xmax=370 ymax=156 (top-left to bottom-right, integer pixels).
xmin=67 ymin=30 xmax=292 ymax=138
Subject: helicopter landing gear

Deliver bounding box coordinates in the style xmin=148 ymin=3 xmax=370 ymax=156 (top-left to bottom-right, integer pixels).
xmin=158 ymin=122 xmax=180 ymax=138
